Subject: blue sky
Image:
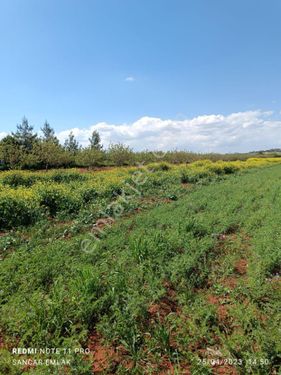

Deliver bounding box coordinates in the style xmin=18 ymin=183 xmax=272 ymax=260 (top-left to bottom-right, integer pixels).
xmin=1 ymin=0 xmax=281 ymax=151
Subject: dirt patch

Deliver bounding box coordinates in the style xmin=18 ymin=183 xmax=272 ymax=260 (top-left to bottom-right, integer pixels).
xmin=207 ymin=295 xmax=228 ymax=320
xmin=148 ymin=281 xmax=180 ymax=322
xmin=234 ymin=259 xmax=248 ymax=275
xmin=221 ymin=276 xmax=238 ymax=290
xmin=148 ymin=299 xmax=176 ymax=322
xmin=78 ymin=168 xmax=90 ymax=173
xmin=206 ymin=294 xmax=231 ymax=327
xmin=92 ymin=217 xmax=115 ymax=233
xmin=221 ymin=258 xmax=249 ymax=290
xmin=207 ymin=294 xmax=220 ymax=305
xmin=88 ymin=332 xmax=129 ymax=373
xmin=217 ymin=305 xmax=228 ymax=322
xmin=213 ymin=364 xmax=239 ymax=375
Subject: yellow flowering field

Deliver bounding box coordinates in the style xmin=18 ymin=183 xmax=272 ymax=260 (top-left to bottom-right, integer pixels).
xmin=0 ymin=157 xmax=280 ymax=229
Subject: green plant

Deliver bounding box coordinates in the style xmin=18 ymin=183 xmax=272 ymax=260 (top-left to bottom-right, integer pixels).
xmin=36 ymin=183 xmax=81 ymax=216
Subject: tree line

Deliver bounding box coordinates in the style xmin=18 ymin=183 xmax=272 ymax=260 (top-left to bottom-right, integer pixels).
xmin=0 ymin=117 xmax=136 ymax=169
xmin=0 ymin=117 xmax=257 ymax=170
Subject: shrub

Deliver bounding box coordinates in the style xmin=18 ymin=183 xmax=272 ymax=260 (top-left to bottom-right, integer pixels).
xmin=108 ymin=183 xmax=124 ymax=198
xmin=208 ymin=164 xmax=225 ymax=175
xmin=209 ymin=162 xmax=240 ymax=175
xmin=50 ymin=171 xmax=87 ymax=183
xmin=221 ymin=164 xmax=240 ymax=174
xmin=191 ymin=159 xmax=213 ymax=168
xmin=180 ymin=168 xmax=212 ymax=183
xmin=146 ymin=162 xmax=171 ymax=172
xmin=80 ymin=186 xmax=99 ymax=203
xmin=2 ymin=172 xmax=39 ymax=187
xmin=0 ymin=189 xmax=42 ymax=229
xmin=36 ymin=184 xmax=81 ymax=216
xmin=180 ymin=171 xmax=199 ymax=183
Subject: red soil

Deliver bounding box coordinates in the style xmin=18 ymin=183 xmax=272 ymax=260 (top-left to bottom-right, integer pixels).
xmin=213 ymin=365 xmax=239 ymax=375
xmin=148 ymin=281 xmax=180 ymax=323
xmin=234 ymin=259 xmax=248 ymax=275
xmin=88 ymin=332 xmax=126 ymax=373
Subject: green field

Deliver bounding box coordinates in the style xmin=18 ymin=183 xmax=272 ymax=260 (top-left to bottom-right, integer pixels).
xmin=0 ymin=162 xmax=280 ymax=374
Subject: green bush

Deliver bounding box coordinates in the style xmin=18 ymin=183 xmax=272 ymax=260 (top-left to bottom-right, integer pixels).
xmin=2 ymin=172 xmax=39 ymax=187
xmin=180 ymin=171 xmax=201 ymax=183
xmin=180 ymin=167 xmax=214 ymax=183
xmin=50 ymin=171 xmax=87 ymax=183
xmin=80 ymin=186 xmax=99 ymax=203
xmin=0 ymin=189 xmax=42 ymax=229
xmin=209 ymin=162 xmax=240 ymax=175
xmin=36 ymin=184 xmax=81 ymax=216
xmin=146 ymin=162 xmax=172 ymax=171
xmin=222 ymin=164 xmax=240 ymax=174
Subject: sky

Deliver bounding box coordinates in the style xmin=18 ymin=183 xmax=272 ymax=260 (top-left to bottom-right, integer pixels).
xmin=1 ymin=0 xmax=281 ymax=152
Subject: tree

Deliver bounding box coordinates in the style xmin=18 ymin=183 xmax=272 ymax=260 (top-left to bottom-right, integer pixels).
xmin=0 ymin=135 xmax=22 ymax=169
xmin=64 ymin=131 xmax=79 ymax=153
xmin=107 ymin=143 xmax=134 ymax=166
xmin=89 ymin=130 xmax=102 ymax=150
xmin=33 ymin=141 xmax=71 ymax=169
xmin=12 ymin=117 xmax=37 ymax=151
xmin=76 ymin=148 xmax=105 ymax=168
xmin=41 ymin=121 xmax=59 ymax=144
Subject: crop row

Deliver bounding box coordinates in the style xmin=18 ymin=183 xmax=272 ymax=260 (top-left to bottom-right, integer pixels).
xmin=0 ymin=158 xmax=280 ymax=229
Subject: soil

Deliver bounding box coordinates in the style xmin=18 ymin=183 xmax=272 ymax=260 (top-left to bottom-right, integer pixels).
xmin=234 ymin=259 xmax=248 ymax=275
xmin=88 ymin=332 xmax=123 ymax=373
xmin=148 ymin=281 xmax=179 ymax=323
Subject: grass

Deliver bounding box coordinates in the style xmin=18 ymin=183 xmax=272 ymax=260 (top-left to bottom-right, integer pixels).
xmin=0 ymin=162 xmax=280 ymax=374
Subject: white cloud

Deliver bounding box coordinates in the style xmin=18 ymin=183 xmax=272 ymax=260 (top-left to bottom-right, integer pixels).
xmin=125 ymin=76 xmax=136 ymax=82
xmin=0 ymin=132 xmax=7 ymax=140
xmin=56 ymin=110 xmax=281 ymax=153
